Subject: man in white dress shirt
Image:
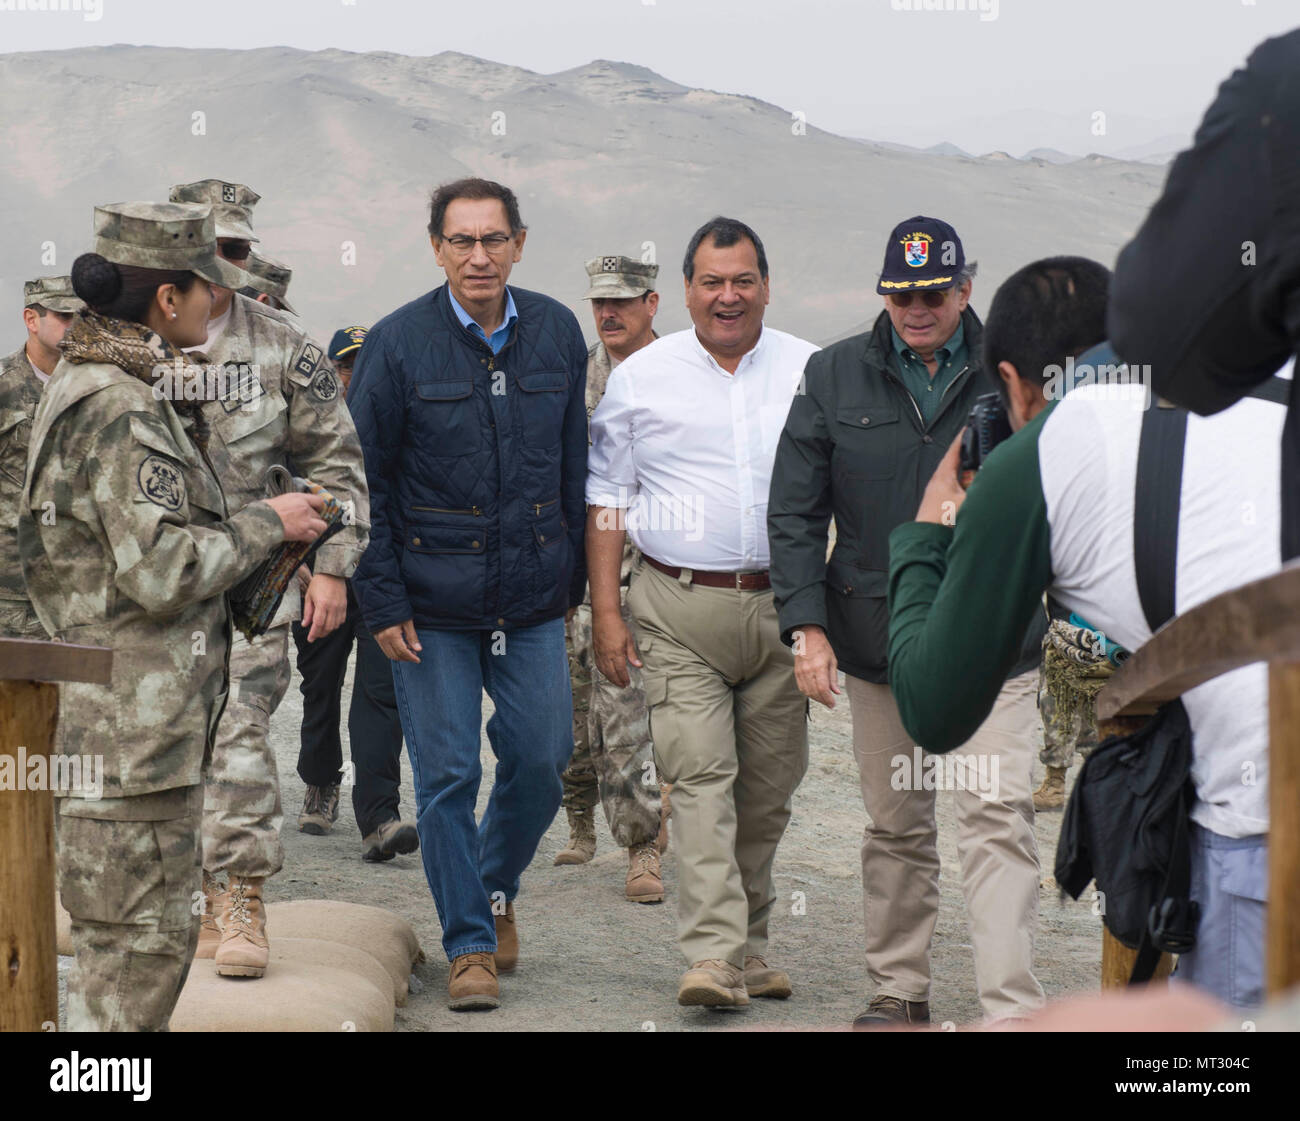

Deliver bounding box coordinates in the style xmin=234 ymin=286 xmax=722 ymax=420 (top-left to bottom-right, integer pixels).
xmin=586 ymin=217 xmax=818 ymax=1008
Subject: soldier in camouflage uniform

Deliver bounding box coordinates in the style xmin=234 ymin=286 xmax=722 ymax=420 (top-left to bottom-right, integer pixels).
xmin=239 ymin=250 xmax=299 ymax=320
xmin=1034 ymin=611 xmax=1123 ymax=810
xmin=168 ymin=180 xmax=370 ymax=978
xmin=0 ymin=276 xmax=83 ymax=637
xmin=557 ymin=255 xmax=668 ymax=903
xmin=19 ymin=202 xmax=326 ymax=1030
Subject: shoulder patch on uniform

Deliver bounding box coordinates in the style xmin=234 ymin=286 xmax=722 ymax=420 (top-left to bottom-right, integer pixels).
xmin=310 ymin=367 xmax=339 ymax=402
xmin=294 ymin=343 xmax=324 ymax=379
xmin=137 ymin=454 xmax=185 ymax=511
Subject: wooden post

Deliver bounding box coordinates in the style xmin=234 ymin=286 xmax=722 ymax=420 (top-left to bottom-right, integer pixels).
xmin=1268 ymin=661 xmax=1300 ymax=997
xmin=0 ymin=637 xmax=111 ymax=1033
xmin=1094 ymin=568 xmax=1300 ymax=996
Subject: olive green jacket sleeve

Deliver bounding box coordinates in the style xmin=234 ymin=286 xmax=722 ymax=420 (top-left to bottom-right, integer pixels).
xmin=887 ymin=404 xmax=1056 ymax=753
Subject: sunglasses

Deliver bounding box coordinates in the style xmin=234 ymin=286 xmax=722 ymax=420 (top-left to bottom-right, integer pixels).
xmin=217 ymin=240 xmax=252 ymax=263
xmin=887 ymin=289 xmax=950 ymax=309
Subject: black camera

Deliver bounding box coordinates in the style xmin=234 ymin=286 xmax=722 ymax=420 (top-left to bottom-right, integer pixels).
xmin=958 ymin=392 xmax=1013 ymax=478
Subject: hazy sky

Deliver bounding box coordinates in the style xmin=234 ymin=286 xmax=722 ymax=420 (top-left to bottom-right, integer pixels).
xmin=2 ymin=0 xmax=1296 ymax=154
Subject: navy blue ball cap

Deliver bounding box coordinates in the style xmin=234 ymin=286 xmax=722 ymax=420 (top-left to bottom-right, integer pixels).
xmin=328 ymin=325 xmax=368 ymax=361
xmin=876 ymin=216 xmax=965 ymax=293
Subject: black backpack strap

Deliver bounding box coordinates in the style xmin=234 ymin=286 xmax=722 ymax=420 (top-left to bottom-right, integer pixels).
xmin=1244 ymin=375 xmax=1292 ymax=405
xmin=1135 ymin=400 xmax=1188 ymax=631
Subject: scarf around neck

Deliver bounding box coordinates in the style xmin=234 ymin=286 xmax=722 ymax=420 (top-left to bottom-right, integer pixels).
xmin=59 ymin=309 xmax=212 ymax=452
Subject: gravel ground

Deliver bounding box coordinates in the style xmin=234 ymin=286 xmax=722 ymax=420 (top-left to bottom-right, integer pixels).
xmin=56 ymin=656 xmax=1101 ymax=1032
xmin=266 ymin=655 xmax=1102 ymax=1032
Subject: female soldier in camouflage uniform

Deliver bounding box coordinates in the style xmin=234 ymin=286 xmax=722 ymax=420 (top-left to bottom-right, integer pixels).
xmin=19 ymin=202 xmax=327 ymax=1031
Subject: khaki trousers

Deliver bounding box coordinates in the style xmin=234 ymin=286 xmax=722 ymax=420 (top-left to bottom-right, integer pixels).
xmin=846 ymin=672 xmax=1044 ymax=1020
xmin=627 ymin=559 xmax=808 ymax=969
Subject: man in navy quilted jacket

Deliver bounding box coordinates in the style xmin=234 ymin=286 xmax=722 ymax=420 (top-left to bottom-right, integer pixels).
xmin=348 ymin=178 xmax=588 ymax=1012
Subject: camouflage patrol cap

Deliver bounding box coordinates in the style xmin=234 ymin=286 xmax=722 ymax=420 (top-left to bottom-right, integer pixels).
xmin=92 ymin=202 xmax=247 ymax=289
xmin=23 ymin=275 xmax=85 ymax=313
xmin=244 ymin=251 xmax=296 ymax=315
xmin=168 ymin=179 xmax=261 ymax=242
xmin=582 ymin=255 xmax=658 ymax=300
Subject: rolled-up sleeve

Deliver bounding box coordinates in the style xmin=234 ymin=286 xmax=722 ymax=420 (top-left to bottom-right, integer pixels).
xmin=586 ymin=366 xmax=637 ymax=509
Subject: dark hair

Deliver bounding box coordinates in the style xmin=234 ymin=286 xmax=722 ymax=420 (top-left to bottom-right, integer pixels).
xmin=682 ymin=217 xmax=769 ymax=282
xmin=983 ymin=256 xmax=1111 ymax=407
xmin=71 ymin=253 xmax=198 ymax=323
xmin=427 ymin=177 xmax=526 ymax=239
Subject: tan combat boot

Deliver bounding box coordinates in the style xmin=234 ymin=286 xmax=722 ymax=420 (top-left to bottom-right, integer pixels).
xmin=554 ymin=807 xmax=596 ymax=865
xmin=448 ymin=952 xmax=499 ymax=1011
xmin=677 ymin=959 xmax=749 ymax=1008
xmin=195 ymin=870 xmax=225 ymax=960
xmin=656 ymin=785 xmax=672 ymax=854
xmin=1033 ymin=765 xmax=1068 ymax=812
xmin=626 ymin=841 xmax=664 ymax=903
xmin=215 ymin=875 xmax=270 ymax=978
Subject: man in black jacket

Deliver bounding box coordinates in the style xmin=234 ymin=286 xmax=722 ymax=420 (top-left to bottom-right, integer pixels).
xmin=768 ymin=217 xmax=1045 ymax=1027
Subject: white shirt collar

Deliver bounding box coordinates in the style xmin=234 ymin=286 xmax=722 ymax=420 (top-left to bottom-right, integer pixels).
xmin=691 ymin=323 xmax=767 ymax=374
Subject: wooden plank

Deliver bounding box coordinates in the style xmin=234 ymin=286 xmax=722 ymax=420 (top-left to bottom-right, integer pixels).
xmin=0 ymin=638 xmax=112 ymax=685
xmin=1097 ymin=567 xmax=1300 ymax=720
xmin=1268 ymin=662 xmax=1300 ymax=996
xmin=1102 ymin=926 xmax=1174 ymax=988
xmin=0 ymin=680 xmax=59 ymax=1031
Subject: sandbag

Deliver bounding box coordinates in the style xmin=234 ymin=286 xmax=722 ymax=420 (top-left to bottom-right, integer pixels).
xmin=171 ymin=938 xmax=393 ymax=1032
xmin=265 ymin=899 xmax=424 ymax=1005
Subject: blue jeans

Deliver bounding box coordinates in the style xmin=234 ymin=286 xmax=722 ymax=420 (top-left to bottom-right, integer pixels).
xmin=1173 ymin=823 xmax=1268 ymax=1009
xmin=392 ymin=618 xmax=572 ymax=960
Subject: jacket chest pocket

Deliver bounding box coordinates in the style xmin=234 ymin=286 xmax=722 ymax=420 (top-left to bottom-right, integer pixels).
xmin=212 ymin=383 xmax=288 ymax=451
xmin=415 ymin=380 xmax=481 ymax=457
xmin=0 ymin=413 xmax=30 ymax=488
xmin=514 ymin=370 xmax=568 ymax=449
xmin=832 ymin=405 xmax=900 ymax=482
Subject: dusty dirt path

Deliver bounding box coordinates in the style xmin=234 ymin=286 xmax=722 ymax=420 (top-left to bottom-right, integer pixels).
xmin=268 ymin=655 xmax=1102 ymax=1032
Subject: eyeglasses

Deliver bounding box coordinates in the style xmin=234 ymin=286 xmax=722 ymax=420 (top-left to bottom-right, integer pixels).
xmin=887 ymin=289 xmax=950 ymax=309
xmin=217 ymin=240 xmax=252 ymax=263
xmin=441 ymin=233 xmax=514 ymax=255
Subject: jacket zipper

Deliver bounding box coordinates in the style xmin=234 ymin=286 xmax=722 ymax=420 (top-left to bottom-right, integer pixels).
xmin=532 ymin=497 xmax=559 ymax=516
xmin=413 ymin=504 xmax=482 ymax=516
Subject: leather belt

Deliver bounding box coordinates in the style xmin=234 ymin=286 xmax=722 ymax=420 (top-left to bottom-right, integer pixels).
xmin=645 ymin=555 xmax=771 ymax=591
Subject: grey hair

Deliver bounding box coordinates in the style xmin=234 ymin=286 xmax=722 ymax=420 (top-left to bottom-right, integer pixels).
xmin=959 ymin=260 xmax=978 ymax=285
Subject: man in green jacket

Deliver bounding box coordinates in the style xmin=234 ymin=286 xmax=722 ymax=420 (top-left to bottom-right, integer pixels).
xmin=768 ymin=217 xmax=1046 ymax=1027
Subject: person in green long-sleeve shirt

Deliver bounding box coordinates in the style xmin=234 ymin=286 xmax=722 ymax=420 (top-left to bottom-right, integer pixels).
xmin=887 ymin=255 xmax=1284 ymax=1012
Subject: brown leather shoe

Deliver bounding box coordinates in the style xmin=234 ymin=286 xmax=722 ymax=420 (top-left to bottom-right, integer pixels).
xmin=625 ymin=842 xmax=664 ymax=903
xmin=494 ymin=901 xmax=518 ymax=973
xmin=743 ymin=954 xmax=792 ymax=999
xmin=677 ymin=959 xmax=749 ymax=1008
xmin=448 ymin=952 xmax=499 ymax=1011
xmin=852 ymin=995 xmax=930 ymax=1029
